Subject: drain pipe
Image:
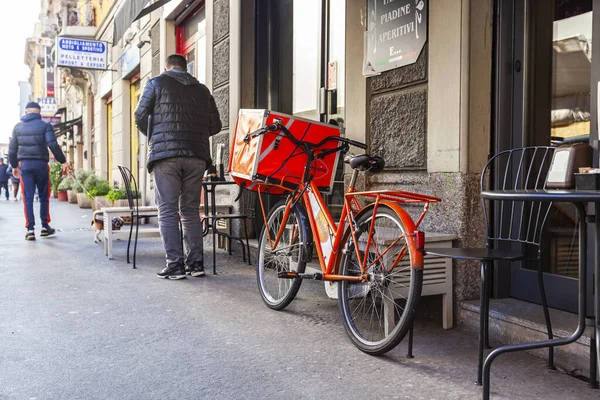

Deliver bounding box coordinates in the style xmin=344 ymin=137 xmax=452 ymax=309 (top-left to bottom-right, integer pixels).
xmin=459 ymin=0 xmax=471 ymax=174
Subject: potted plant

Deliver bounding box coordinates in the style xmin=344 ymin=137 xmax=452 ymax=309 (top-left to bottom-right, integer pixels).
xmin=75 ymin=170 xmax=92 ymax=208
xmin=106 ymin=187 xmax=129 ymax=207
xmin=49 ymin=162 xmax=64 ymax=199
xmin=56 ymin=178 xmax=70 ymax=202
xmin=88 ymin=179 xmax=111 ymax=211
xmin=58 ymin=174 xmax=77 ymax=203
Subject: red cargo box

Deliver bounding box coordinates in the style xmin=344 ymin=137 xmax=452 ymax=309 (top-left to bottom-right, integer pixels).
xmin=229 ymin=109 xmax=342 ymax=194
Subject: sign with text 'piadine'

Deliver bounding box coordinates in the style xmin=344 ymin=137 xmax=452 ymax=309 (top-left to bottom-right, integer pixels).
xmin=366 ymin=0 xmax=428 ymax=74
xmin=56 ymin=37 xmax=108 ymax=70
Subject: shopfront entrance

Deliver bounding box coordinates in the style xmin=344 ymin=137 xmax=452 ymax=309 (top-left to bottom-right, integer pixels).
xmin=176 ymin=4 xmax=206 ymax=81
xmin=494 ymin=0 xmax=599 ymax=313
xmin=252 ymin=0 xmax=347 ymax=235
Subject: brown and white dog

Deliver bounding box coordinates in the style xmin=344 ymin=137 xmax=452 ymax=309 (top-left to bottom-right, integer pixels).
xmin=92 ymin=210 xmax=124 ymax=243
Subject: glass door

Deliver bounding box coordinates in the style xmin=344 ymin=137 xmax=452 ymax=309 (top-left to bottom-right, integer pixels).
xmin=497 ymin=0 xmax=597 ymax=313
xmin=292 ymin=0 xmax=346 ymax=217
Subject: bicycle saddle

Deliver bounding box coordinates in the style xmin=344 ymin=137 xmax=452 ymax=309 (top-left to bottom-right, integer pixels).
xmin=344 ymin=154 xmax=385 ymax=173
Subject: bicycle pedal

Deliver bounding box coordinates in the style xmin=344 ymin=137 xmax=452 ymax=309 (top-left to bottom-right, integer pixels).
xmin=278 ymin=271 xmax=299 ymax=279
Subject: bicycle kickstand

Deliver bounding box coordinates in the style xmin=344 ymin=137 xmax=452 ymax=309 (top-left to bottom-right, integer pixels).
xmin=407 ymin=322 xmax=415 ymax=359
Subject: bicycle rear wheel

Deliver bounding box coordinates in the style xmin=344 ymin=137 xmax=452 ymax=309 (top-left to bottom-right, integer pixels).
xmin=338 ymin=204 xmax=423 ymax=355
xmin=257 ymin=200 xmax=309 ymax=310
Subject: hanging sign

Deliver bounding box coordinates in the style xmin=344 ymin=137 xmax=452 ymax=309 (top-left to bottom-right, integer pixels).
xmin=56 ymin=37 xmax=108 ymax=70
xmin=365 ymin=0 xmax=428 ymax=74
xmin=121 ymin=46 xmax=140 ymax=78
xmin=46 ymin=47 xmax=55 ymax=97
xmin=37 ymin=97 xmax=58 ymax=117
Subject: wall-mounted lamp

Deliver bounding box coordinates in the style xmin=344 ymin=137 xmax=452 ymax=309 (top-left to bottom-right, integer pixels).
xmin=137 ymin=40 xmax=151 ymax=49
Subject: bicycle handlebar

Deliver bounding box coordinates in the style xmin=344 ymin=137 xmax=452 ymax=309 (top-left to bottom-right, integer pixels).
xmin=243 ymin=122 xmax=367 ymax=151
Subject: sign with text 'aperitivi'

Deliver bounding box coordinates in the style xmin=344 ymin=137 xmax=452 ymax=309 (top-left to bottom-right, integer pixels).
xmin=366 ymin=0 xmax=427 ymax=73
xmin=56 ymin=37 xmax=108 ymax=70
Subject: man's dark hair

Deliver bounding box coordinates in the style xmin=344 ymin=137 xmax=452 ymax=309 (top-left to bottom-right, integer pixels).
xmin=166 ymin=54 xmax=187 ymax=70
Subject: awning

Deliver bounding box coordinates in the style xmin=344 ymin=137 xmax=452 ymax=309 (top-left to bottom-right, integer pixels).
xmin=113 ymin=0 xmax=175 ymax=44
xmin=114 ymin=0 xmax=150 ymax=44
xmin=54 ymin=117 xmax=82 ymax=138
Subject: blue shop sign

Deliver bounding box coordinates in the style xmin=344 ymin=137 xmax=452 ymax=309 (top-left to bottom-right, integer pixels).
xmin=56 ymin=37 xmax=108 ymax=70
xmin=121 ymin=46 xmax=140 ymax=78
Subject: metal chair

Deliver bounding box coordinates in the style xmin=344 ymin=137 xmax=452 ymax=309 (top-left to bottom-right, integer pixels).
xmin=118 ymin=166 xmax=183 ymax=269
xmin=424 ymin=146 xmax=557 ymax=385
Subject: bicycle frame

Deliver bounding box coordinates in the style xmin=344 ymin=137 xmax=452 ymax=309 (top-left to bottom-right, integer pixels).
xmin=256 ymin=172 xmax=439 ymax=282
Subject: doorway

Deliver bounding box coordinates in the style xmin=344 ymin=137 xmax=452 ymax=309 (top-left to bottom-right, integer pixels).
xmin=494 ymin=0 xmax=598 ymax=313
xmin=130 ymin=78 xmax=141 ymax=181
xmin=176 ymin=5 xmax=206 ymax=81
xmin=253 ymin=0 xmax=347 ymax=235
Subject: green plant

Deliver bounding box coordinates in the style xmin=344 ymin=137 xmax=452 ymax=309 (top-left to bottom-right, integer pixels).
xmin=50 ymin=162 xmax=64 ymax=192
xmin=83 ymin=174 xmax=100 ymax=192
xmin=57 ymin=175 xmax=74 ymax=191
xmin=75 ymin=169 xmax=91 ymax=183
xmin=73 ymin=170 xmax=91 ymax=193
xmin=106 ymin=188 xmax=128 ymax=202
xmin=87 ymin=179 xmax=111 ymax=198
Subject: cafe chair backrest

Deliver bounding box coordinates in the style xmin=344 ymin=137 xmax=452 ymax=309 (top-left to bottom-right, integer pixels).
xmin=118 ymin=165 xmax=139 ymax=212
xmin=481 ymin=146 xmax=556 ymax=250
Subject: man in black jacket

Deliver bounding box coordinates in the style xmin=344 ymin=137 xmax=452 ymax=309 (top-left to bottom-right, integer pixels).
xmin=134 ymin=54 xmax=222 ymax=280
xmin=9 ymin=102 xmax=69 ymax=240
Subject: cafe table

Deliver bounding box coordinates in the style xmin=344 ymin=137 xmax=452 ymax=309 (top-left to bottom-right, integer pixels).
xmin=479 ymin=189 xmax=600 ymax=399
xmin=201 ymin=180 xmax=251 ymax=274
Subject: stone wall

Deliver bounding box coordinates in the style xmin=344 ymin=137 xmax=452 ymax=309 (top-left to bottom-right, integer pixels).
xmin=366 ymin=44 xmax=484 ymax=304
xmin=212 ymin=0 xmax=230 ymax=165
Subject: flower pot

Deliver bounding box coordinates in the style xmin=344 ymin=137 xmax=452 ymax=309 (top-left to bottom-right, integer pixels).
xmin=67 ymin=190 xmax=78 ymax=203
xmin=92 ymin=196 xmax=108 ymax=211
xmin=57 ymin=191 xmax=68 ymax=202
xmin=76 ymin=193 xmax=92 ymax=208
xmin=53 ymin=189 xmax=59 ymax=199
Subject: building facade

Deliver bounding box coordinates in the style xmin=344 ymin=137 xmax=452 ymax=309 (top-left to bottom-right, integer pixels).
xmin=24 ymin=0 xmax=599 ymax=376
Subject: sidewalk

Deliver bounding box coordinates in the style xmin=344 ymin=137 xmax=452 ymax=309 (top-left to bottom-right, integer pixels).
xmin=0 ymin=198 xmax=597 ymax=399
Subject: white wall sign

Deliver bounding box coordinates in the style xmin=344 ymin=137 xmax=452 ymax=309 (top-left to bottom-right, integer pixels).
xmin=37 ymin=97 xmax=57 ymax=117
xmin=56 ymin=37 xmax=108 ymax=70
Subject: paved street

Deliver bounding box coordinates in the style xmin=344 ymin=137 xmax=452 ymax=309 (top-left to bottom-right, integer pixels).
xmin=0 ymin=199 xmax=597 ymax=399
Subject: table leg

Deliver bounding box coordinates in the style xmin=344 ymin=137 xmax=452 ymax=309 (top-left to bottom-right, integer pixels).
xmin=212 ymin=189 xmax=217 ymax=275
xmin=593 ymin=202 xmax=600 ymax=384
xmin=107 ymin=211 xmax=114 ymax=260
xmin=103 ymin=211 xmax=108 ymax=256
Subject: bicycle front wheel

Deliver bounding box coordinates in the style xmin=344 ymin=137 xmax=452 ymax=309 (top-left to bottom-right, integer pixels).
xmin=338 ymin=204 xmax=423 ymax=355
xmin=257 ymin=200 xmax=309 ymax=310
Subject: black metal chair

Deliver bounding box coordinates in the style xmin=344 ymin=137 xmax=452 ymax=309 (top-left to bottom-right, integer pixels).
xmin=425 ymin=146 xmax=557 ymax=385
xmin=118 ymin=166 xmax=153 ymax=269
xmin=118 ymin=165 xmax=183 ymax=269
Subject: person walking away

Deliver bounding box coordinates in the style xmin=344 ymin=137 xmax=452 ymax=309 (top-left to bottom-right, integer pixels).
xmin=0 ymin=158 xmax=9 ymax=200
xmin=8 ymin=102 xmax=69 ymax=240
xmin=134 ymin=54 xmax=222 ymax=280
xmin=6 ymin=165 xmax=20 ymax=201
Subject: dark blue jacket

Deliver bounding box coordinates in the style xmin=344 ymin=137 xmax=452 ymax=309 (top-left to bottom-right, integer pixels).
xmin=9 ymin=113 xmax=66 ymax=168
xmin=0 ymin=163 xmax=8 ymax=182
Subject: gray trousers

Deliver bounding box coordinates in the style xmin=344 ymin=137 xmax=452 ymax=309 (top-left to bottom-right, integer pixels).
xmin=153 ymin=157 xmax=206 ymax=268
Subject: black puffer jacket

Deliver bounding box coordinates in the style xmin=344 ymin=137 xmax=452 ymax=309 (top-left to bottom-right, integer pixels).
xmin=8 ymin=113 xmax=66 ymax=168
xmin=134 ymin=69 xmax=222 ymax=172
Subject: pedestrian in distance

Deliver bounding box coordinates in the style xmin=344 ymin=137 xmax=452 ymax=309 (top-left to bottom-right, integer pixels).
xmin=8 ymin=102 xmax=70 ymax=241
xmin=134 ymin=54 xmax=222 ymax=280
xmin=6 ymin=164 xmax=20 ymax=201
xmin=0 ymin=158 xmax=9 ymax=201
